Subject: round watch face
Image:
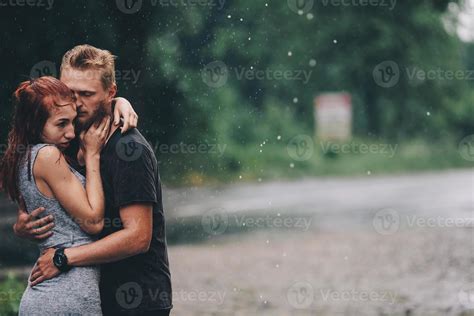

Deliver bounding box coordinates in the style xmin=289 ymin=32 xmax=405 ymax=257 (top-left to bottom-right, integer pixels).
xmin=54 ymin=253 xmax=64 ymax=267
xmin=56 ymin=256 xmax=64 ymax=265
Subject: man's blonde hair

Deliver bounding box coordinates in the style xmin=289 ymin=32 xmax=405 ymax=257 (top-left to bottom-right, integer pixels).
xmin=60 ymin=44 xmax=116 ymax=89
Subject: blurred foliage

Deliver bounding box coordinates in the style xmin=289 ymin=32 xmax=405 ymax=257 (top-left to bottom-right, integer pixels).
xmin=0 ymin=0 xmax=472 ymax=185
xmin=0 ymin=274 xmax=25 ymax=316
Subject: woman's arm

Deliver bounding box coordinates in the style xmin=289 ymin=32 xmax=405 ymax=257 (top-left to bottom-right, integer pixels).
xmin=113 ymin=97 xmax=138 ymax=133
xmin=35 ymin=118 xmax=110 ymax=235
xmin=35 ymin=147 xmax=104 ymax=234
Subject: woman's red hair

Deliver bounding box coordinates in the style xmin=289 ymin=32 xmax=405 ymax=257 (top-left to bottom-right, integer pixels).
xmin=0 ymin=76 xmax=74 ymax=203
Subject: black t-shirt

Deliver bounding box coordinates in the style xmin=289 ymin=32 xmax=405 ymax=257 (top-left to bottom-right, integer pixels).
xmin=97 ymin=128 xmax=172 ymax=314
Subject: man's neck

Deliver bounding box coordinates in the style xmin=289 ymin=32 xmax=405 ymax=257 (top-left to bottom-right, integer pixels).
xmin=106 ymin=120 xmax=120 ymax=144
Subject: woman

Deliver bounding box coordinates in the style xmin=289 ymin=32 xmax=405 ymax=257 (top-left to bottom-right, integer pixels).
xmin=0 ymin=76 xmax=131 ymax=315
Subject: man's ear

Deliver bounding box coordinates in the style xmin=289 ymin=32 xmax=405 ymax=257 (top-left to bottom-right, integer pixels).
xmin=107 ymin=83 xmax=117 ymax=102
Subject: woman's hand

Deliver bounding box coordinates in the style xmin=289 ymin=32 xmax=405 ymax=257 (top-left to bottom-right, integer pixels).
xmin=80 ymin=117 xmax=111 ymax=157
xmin=114 ymin=97 xmax=138 ymax=133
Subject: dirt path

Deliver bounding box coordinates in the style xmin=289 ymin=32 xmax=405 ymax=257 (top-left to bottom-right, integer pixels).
xmin=169 ymin=227 xmax=473 ymax=316
xmin=165 ymin=169 xmax=474 ymax=315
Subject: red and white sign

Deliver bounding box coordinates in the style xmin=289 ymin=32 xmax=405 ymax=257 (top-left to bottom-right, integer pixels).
xmin=314 ymin=93 xmax=352 ymax=141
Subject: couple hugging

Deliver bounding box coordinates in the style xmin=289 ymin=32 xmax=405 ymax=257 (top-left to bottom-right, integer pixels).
xmin=0 ymin=44 xmax=172 ymax=315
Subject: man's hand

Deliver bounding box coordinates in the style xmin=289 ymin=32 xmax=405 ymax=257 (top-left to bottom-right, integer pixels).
xmin=29 ymin=248 xmax=60 ymax=287
xmin=13 ymin=206 xmax=54 ymax=241
xmin=113 ymin=97 xmax=138 ymax=133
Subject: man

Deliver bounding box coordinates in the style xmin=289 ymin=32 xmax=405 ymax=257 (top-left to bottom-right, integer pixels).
xmin=13 ymin=45 xmax=172 ymax=316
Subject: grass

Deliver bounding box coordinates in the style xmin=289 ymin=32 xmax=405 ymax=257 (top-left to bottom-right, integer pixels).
xmin=0 ymin=274 xmax=26 ymax=316
xmin=158 ymin=137 xmax=473 ymax=187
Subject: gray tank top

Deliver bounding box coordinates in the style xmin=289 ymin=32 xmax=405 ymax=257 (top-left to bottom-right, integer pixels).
xmin=18 ymin=143 xmax=97 ymax=251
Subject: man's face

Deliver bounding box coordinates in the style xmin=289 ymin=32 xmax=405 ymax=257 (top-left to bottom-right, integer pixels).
xmin=60 ymin=67 xmax=116 ymax=130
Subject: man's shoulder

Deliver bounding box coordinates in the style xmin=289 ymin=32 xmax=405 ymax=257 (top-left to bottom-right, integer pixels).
xmin=104 ymin=128 xmax=155 ymax=164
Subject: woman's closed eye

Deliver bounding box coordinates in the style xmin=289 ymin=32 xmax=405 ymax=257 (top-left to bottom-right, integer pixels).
xmin=57 ymin=120 xmax=71 ymax=128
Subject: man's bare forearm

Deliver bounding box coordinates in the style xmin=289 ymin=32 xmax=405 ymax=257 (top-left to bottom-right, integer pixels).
xmin=64 ymin=229 xmax=144 ymax=266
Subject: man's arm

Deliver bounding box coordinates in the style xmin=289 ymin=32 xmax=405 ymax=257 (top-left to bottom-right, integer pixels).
xmin=29 ymin=203 xmax=153 ymax=286
xmin=13 ymin=205 xmax=54 ymax=241
xmin=66 ymin=203 xmax=153 ymax=265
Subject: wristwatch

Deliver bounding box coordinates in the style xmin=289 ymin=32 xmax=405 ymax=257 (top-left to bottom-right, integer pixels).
xmin=53 ymin=248 xmax=71 ymax=272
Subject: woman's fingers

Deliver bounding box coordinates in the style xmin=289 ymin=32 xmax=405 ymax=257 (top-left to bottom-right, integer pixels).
xmin=132 ymin=113 xmax=138 ymax=129
xmin=99 ymin=117 xmax=111 ymax=140
xmin=121 ymin=116 xmax=130 ymax=134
